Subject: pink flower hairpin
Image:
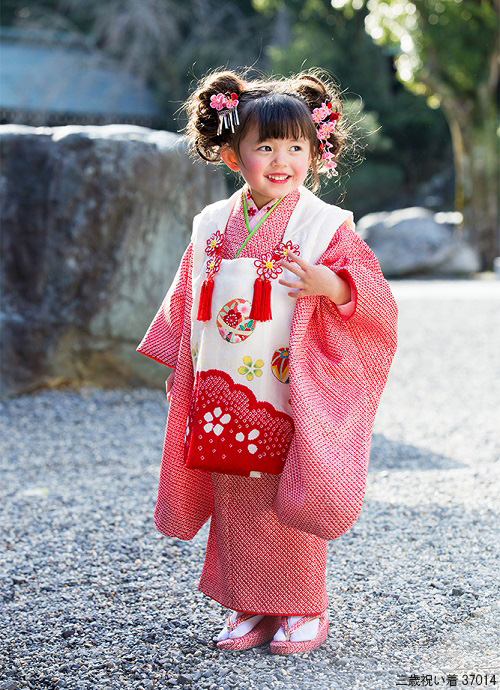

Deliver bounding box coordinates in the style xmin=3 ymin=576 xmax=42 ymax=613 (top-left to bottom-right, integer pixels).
xmin=210 ymin=92 xmax=240 ymax=135
xmin=311 ymin=101 xmax=340 ymax=177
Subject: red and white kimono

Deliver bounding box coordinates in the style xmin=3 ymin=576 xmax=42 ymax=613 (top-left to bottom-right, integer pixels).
xmin=137 ymin=184 xmax=398 ymax=616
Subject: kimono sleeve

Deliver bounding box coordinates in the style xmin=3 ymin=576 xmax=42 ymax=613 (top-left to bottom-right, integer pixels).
xmin=273 ymin=218 xmax=398 ymax=541
xmin=317 ymin=225 xmax=357 ymax=320
xmin=136 ymin=241 xmax=193 ymax=369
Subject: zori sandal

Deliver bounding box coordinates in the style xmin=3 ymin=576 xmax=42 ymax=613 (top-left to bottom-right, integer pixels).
xmin=270 ymin=612 xmax=329 ymax=655
xmin=217 ymin=611 xmax=282 ymax=651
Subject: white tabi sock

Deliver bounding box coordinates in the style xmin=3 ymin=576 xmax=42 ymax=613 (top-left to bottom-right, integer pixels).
xmin=217 ymin=611 xmax=264 ymax=641
xmin=273 ymin=615 xmax=320 ymax=642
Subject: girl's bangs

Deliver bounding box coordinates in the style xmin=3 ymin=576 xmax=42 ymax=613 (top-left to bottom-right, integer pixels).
xmin=248 ymin=97 xmax=315 ymax=143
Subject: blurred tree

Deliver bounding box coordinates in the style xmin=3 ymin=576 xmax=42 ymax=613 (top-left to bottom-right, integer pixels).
xmin=298 ymin=0 xmax=498 ymax=267
xmin=252 ymin=0 xmax=452 ymax=215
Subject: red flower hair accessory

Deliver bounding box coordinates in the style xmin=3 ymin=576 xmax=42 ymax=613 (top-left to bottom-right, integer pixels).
xmin=210 ymin=92 xmax=240 ymax=135
xmin=311 ymin=101 xmax=340 ymax=177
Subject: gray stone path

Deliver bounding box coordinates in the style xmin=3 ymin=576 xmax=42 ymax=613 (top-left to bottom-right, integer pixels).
xmin=1 ymin=278 xmax=499 ymax=689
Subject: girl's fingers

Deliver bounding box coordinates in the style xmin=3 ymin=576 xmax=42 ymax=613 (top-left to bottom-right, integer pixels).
xmin=278 ymin=277 xmax=305 ymax=289
xmin=278 ymin=260 xmax=302 ymax=277
xmin=282 ymin=250 xmax=309 ymax=271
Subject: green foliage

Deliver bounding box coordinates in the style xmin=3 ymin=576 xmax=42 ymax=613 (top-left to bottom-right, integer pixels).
xmin=323 ymin=0 xmax=498 ymax=100
xmin=316 ymin=0 xmax=499 ymax=261
xmin=252 ymin=0 xmax=452 ymax=211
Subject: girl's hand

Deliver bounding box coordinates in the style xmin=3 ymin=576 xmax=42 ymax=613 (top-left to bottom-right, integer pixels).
xmin=165 ymin=370 xmax=175 ymax=402
xmin=277 ymin=250 xmax=351 ymax=303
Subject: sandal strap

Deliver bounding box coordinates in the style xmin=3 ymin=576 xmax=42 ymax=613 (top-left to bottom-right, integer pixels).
xmin=226 ymin=612 xmax=260 ymax=633
xmin=283 ymin=614 xmax=322 ymax=641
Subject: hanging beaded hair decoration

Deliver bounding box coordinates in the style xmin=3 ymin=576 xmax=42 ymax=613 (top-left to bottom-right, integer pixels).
xmin=311 ymin=101 xmax=340 ymax=177
xmin=210 ymin=92 xmax=240 ymax=135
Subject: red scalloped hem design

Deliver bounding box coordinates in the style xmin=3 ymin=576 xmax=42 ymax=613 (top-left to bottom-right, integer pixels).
xmin=183 ymin=368 xmax=293 ymax=476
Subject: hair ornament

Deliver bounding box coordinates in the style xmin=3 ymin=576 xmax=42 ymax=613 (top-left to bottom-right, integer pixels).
xmin=210 ymin=92 xmax=240 ymax=135
xmin=311 ymin=101 xmax=340 ymax=177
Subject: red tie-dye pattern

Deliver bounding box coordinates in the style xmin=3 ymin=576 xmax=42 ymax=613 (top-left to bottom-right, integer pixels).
xmin=136 ymin=186 xmax=398 ymax=615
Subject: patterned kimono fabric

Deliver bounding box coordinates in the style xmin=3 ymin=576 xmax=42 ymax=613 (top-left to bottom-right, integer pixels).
xmin=136 ymin=184 xmax=398 ymax=617
xmin=195 ymin=187 xmax=331 ymax=615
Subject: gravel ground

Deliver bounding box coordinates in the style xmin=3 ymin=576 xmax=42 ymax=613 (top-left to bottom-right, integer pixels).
xmin=1 ymin=277 xmax=499 ymax=690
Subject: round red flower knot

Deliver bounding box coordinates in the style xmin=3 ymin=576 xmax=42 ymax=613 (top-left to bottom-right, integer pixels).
xmin=272 ymin=240 xmax=300 ymax=262
xmin=255 ymin=252 xmax=283 ymax=279
xmin=206 ymin=230 xmax=222 ymax=255
xmin=206 ymin=254 xmax=222 ymax=275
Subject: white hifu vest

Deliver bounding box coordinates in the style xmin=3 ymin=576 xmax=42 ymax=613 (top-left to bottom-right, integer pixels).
xmin=183 ymin=186 xmax=352 ymax=477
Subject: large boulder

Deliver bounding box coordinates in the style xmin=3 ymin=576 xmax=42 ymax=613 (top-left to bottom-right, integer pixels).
xmin=357 ymin=207 xmax=480 ymax=277
xmin=0 ymin=124 xmax=227 ymax=396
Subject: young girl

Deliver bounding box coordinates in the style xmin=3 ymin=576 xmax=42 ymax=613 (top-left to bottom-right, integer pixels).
xmin=136 ymin=68 xmax=398 ymax=654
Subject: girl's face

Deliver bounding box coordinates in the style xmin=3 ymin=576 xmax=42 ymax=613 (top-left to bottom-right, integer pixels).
xmin=221 ymin=123 xmax=312 ymax=209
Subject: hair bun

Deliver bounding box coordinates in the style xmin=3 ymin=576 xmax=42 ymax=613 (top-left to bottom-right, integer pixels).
xmin=198 ymin=71 xmax=246 ymax=108
xmin=183 ymin=70 xmax=247 ymax=161
xmin=294 ymin=73 xmax=334 ymax=112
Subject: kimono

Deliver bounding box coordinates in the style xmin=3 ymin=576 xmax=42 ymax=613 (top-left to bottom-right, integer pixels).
xmin=136 ymin=183 xmax=398 ymax=616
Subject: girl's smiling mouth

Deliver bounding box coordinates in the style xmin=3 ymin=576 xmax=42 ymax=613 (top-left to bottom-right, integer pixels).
xmin=266 ymin=174 xmax=291 ymax=183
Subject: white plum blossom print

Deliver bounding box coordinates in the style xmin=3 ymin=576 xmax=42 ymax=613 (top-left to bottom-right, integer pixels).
xmin=235 ymin=428 xmax=261 ymax=454
xmin=203 ymin=407 xmax=231 ymax=436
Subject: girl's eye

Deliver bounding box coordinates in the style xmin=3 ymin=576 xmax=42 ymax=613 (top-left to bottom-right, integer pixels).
xmin=256 ymin=143 xmax=303 ymax=152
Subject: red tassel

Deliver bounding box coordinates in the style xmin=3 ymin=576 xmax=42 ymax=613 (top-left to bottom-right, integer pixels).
xmin=260 ymin=278 xmax=272 ymax=320
xmin=250 ymin=277 xmax=262 ymax=320
xmin=250 ymin=277 xmax=272 ymax=321
xmin=197 ymin=277 xmax=214 ymax=321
